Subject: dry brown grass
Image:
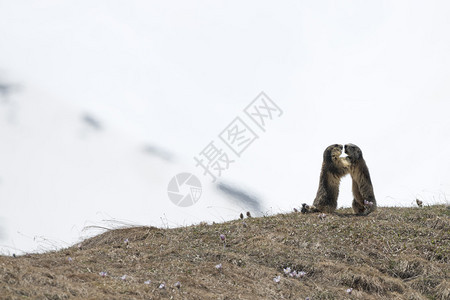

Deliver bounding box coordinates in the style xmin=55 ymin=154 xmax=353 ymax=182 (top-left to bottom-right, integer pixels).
xmin=0 ymin=205 xmax=449 ymax=299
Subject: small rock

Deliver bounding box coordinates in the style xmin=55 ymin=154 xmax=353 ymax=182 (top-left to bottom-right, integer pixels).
xmin=301 ymin=203 xmax=310 ymax=214
xmin=416 ymin=199 xmax=423 ymax=207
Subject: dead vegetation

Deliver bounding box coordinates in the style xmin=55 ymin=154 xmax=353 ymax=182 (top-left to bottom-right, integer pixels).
xmin=0 ymin=205 xmax=449 ymax=299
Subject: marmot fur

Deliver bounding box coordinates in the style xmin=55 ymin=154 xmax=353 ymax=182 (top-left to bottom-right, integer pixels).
xmin=312 ymin=144 xmax=350 ymax=213
xmin=344 ymin=143 xmax=377 ymax=215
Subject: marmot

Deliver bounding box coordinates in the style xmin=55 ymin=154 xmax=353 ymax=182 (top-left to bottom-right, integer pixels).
xmin=344 ymin=143 xmax=377 ymax=215
xmin=312 ymin=144 xmax=350 ymax=213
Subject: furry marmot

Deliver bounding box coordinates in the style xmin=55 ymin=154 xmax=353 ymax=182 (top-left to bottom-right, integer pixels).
xmin=312 ymin=144 xmax=350 ymax=213
xmin=344 ymin=143 xmax=377 ymax=215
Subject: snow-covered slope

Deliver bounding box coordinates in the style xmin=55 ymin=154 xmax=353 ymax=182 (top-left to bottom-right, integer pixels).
xmin=0 ymin=85 xmax=256 ymax=254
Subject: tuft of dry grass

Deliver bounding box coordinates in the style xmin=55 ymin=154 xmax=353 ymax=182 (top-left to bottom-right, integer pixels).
xmin=0 ymin=205 xmax=449 ymax=299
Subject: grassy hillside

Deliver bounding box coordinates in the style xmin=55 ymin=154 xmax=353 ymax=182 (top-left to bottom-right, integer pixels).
xmin=1 ymin=206 xmax=449 ymax=299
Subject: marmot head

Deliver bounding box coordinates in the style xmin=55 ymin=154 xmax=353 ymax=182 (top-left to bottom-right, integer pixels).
xmin=323 ymin=144 xmax=343 ymax=163
xmin=344 ymin=143 xmax=363 ymax=162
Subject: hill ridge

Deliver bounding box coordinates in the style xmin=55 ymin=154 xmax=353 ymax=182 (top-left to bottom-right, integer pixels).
xmin=1 ymin=206 xmax=449 ymax=299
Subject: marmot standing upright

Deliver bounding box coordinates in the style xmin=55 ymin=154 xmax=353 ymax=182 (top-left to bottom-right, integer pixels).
xmin=344 ymin=143 xmax=377 ymax=215
xmin=312 ymin=144 xmax=350 ymax=213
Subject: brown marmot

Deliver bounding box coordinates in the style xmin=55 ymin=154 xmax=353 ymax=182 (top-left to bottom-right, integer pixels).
xmin=344 ymin=143 xmax=377 ymax=215
xmin=312 ymin=144 xmax=350 ymax=213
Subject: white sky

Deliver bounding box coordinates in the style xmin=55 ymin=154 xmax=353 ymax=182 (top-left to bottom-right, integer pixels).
xmin=0 ymin=1 xmax=449 ymax=252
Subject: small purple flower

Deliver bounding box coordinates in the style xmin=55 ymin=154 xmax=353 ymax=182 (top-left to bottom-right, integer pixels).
xmin=121 ymin=275 xmax=127 ymax=281
xmin=99 ymin=271 xmax=107 ymax=277
xmin=144 ymin=280 xmax=151 ymax=285
xmin=346 ymin=288 xmax=353 ymax=294
xmin=67 ymin=257 xmax=73 ymax=262
xmin=297 ymin=271 xmax=306 ymax=278
xmin=273 ymin=275 xmax=281 ymax=283
xmin=220 ymin=234 xmax=226 ymax=241
xmin=124 ymin=238 xmax=129 ymax=244
xmin=174 ymin=281 xmax=181 ymax=289
xmin=368 ymin=201 xmax=374 ymax=207
xmin=159 ymin=283 xmax=165 ymax=289
xmin=305 ymin=297 xmax=310 ymax=300
xmin=215 ymin=263 xmax=223 ymax=270
xmin=364 ymin=200 xmax=369 ymax=205
xmin=283 ymin=267 xmax=291 ymax=275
